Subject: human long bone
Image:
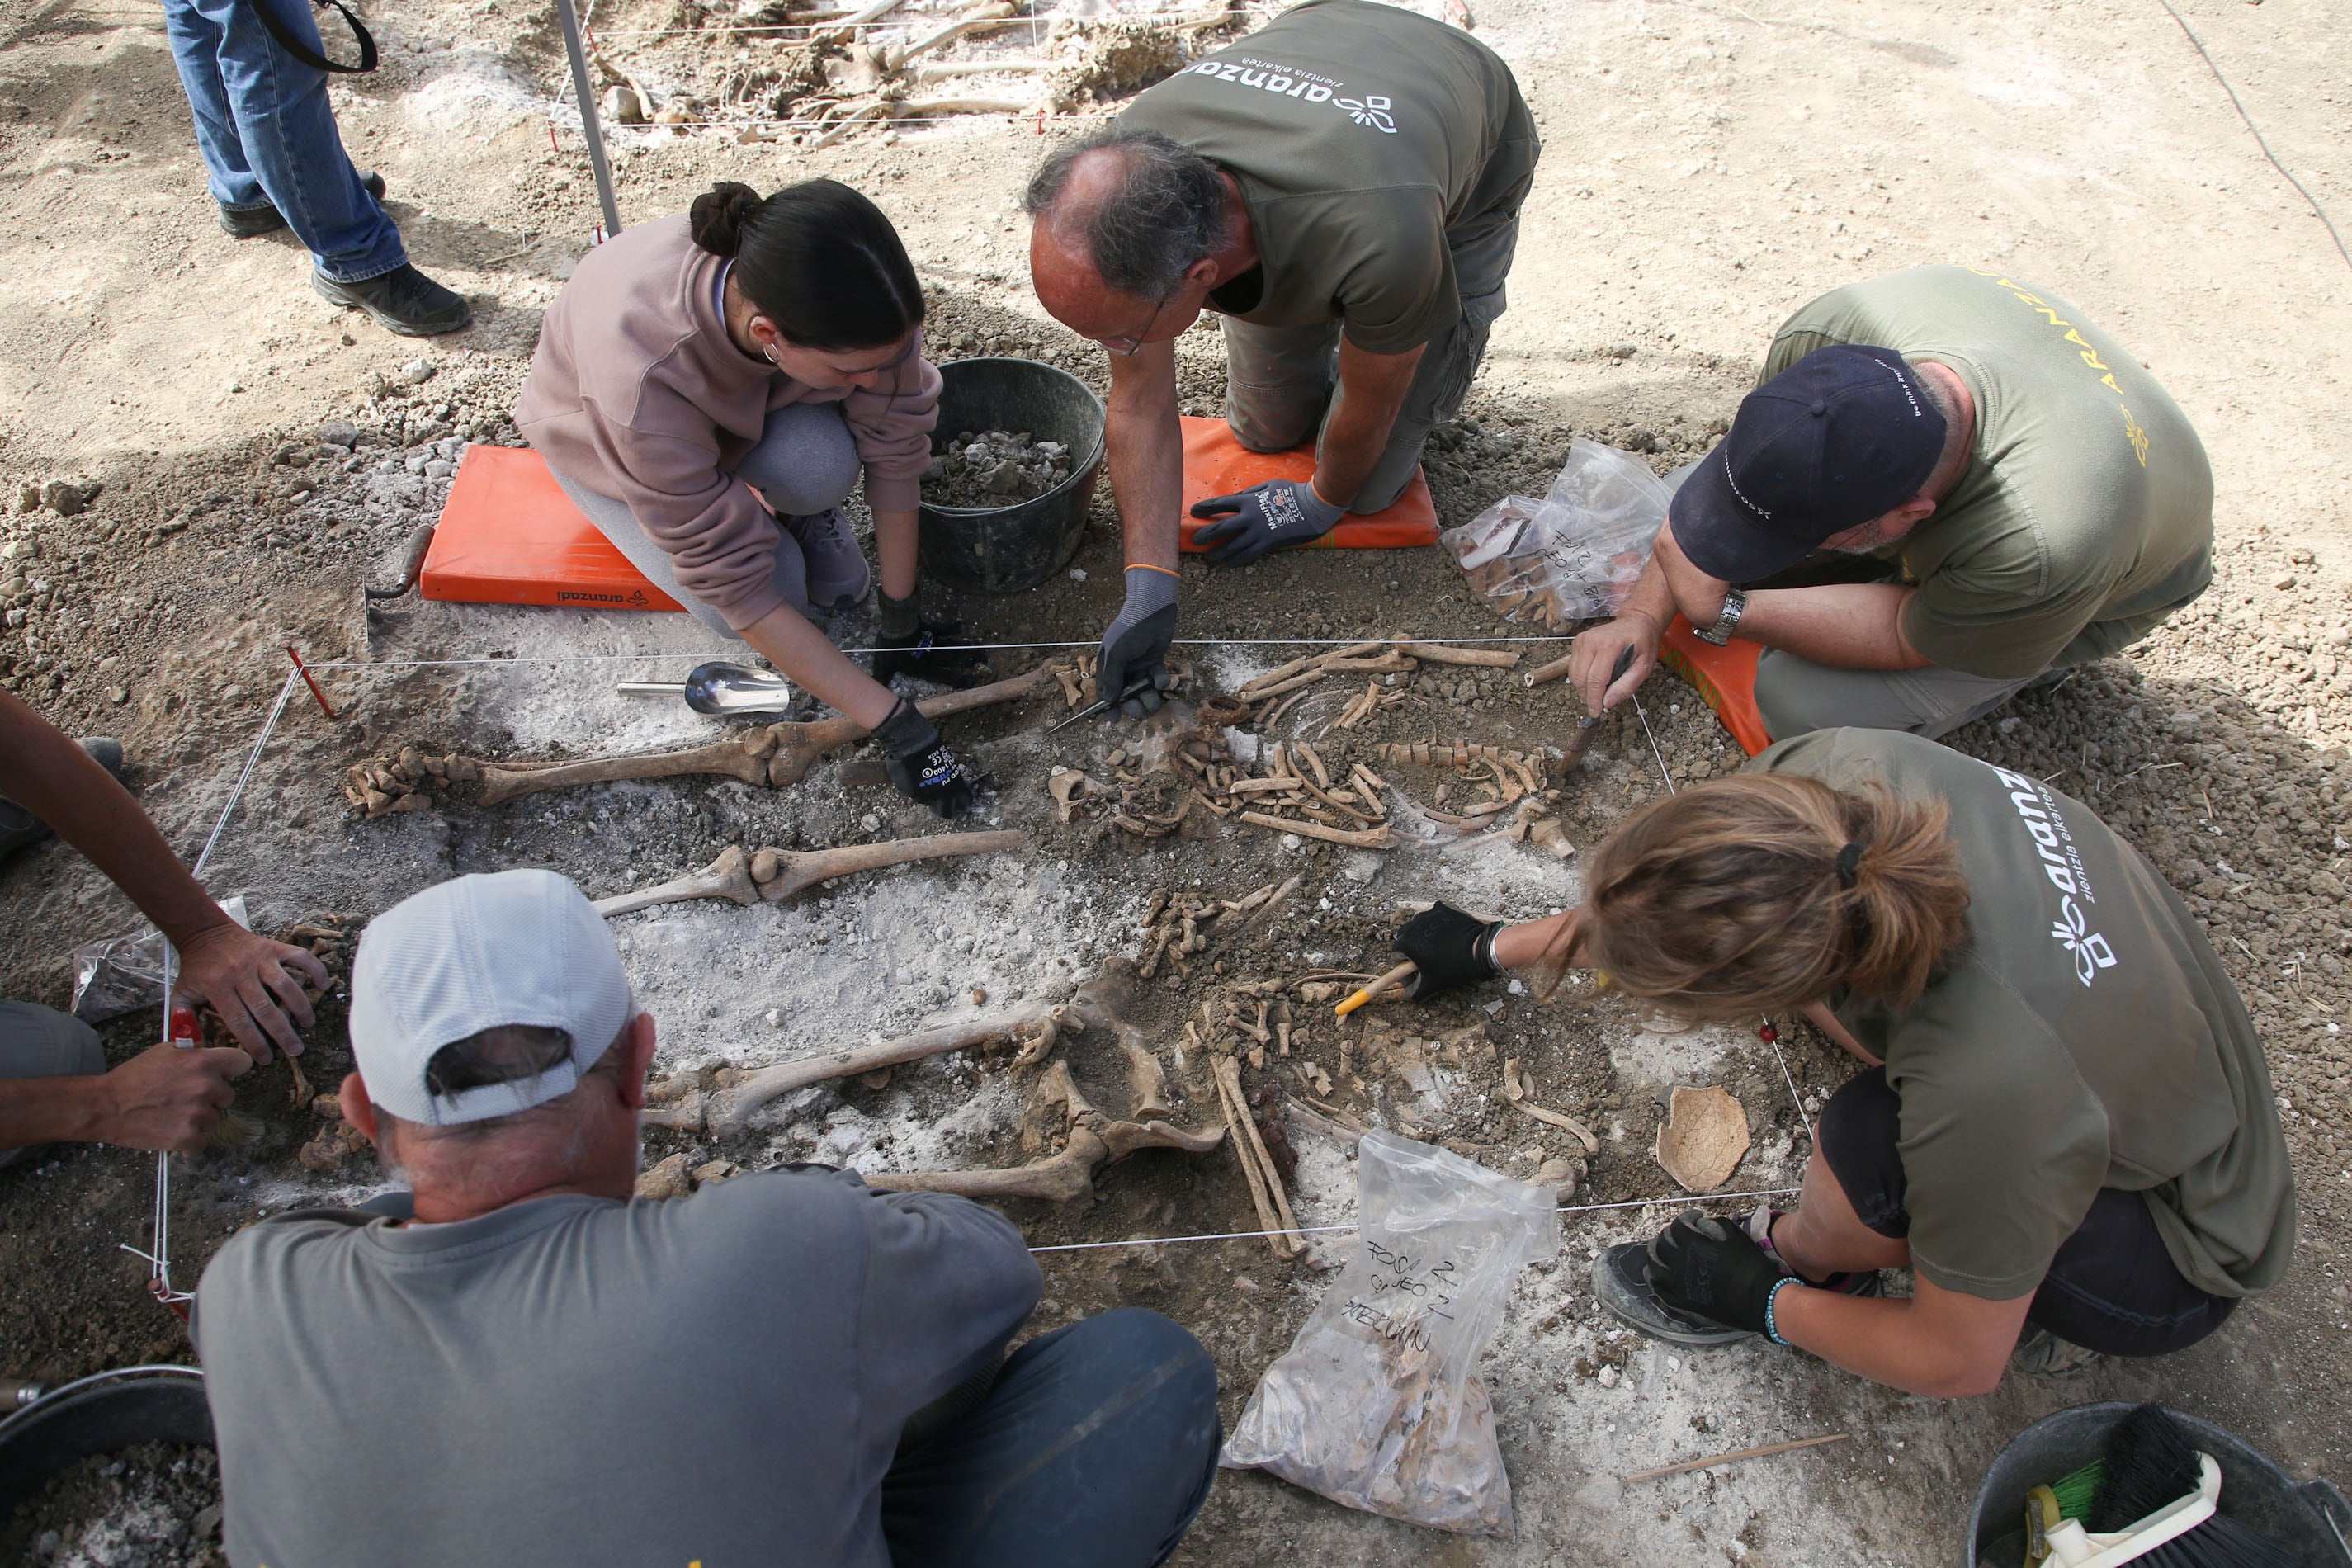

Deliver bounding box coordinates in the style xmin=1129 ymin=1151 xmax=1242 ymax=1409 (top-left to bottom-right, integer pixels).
xmin=858 ymin=1060 xmax=1223 ymax=1203
xmin=593 ymin=831 xmax=1027 ymax=918
xmin=352 ymin=664 xmax=1058 ymax=816
xmin=647 ymin=967 xmax=1135 ymax=1136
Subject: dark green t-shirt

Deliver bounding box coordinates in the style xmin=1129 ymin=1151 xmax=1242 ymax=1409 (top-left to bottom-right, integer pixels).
xmin=1755 ymin=728 xmax=2293 ymax=1301
xmin=1764 ymin=267 xmax=2214 ymax=679
xmin=1119 ymin=0 xmax=1538 ymax=354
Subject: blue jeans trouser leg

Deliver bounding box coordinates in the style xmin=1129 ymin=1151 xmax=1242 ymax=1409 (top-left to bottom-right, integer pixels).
xmin=880 ymin=1309 xmax=1223 ymax=1568
xmin=162 ymin=0 xmax=406 ymax=282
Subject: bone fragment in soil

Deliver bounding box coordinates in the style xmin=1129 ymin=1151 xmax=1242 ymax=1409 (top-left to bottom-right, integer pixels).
xmin=358 ymin=664 xmax=1057 ymax=815
xmin=1502 ymin=1057 xmax=1601 ymax=1154
xmin=862 ymin=1056 xmax=1223 ymax=1203
xmin=593 ymin=831 xmax=1027 ymax=918
xmin=1239 ymin=810 xmax=1396 ymax=849
xmin=1391 ymin=640 xmax=1521 ymax=668
xmin=1214 ymin=1055 xmax=1304 ymax=1259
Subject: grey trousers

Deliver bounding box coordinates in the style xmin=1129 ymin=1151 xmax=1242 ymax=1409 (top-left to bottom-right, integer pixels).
xmin=1653 ymin=461 xmax=2039 ymax=742
xmin=1221 ymin=211 xmax=1522 ymax=514
xmin=0 ymin=1000 xmax=106 ymax=1167
xmin=550 ymin=401 xmax=864 ymax=637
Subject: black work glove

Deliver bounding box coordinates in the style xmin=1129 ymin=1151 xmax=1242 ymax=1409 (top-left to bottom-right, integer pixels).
xmin=1645 ymin=1210 xmax=1791 ymax=1339
xmin=1093 ymin=566 xmax=1178 ymax=720
xmin=1189 ymin=477 xmax=1346 ymax=566
xmin=871 ymin=620 xmax=995 ymax=691
xmin=1393 ymin=902 xmax=1505 ymax=1000
xmin=871 ymin=697 xmax=990 ymax=819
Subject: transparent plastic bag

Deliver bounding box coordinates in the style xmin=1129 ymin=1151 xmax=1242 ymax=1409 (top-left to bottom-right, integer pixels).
xmin=70 ymin=895 xmax=249 ymax=1024
xmin=1442 ymin=439 xmax=1672 ymax=628
xmin=1220 ymin=1131 xmax=1561 ymax=1536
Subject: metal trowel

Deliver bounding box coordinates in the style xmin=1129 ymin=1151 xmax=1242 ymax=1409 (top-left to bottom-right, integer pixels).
xmin=617 ymin=662 xmax=794 ymax=719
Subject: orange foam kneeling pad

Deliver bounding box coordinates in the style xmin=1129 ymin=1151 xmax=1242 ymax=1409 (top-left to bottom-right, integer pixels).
xmin=422 ymin=445 xmax=686 ymax=613
xmin=1657 ymin=616 xmax=1771 ymax=758
xmin=1177 ymin=417 xmax=1439 ymax=552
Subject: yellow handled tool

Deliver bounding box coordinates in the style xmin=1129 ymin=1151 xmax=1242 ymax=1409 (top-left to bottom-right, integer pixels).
xmin=1334 ymin=961 xmax=1418 ymax=1017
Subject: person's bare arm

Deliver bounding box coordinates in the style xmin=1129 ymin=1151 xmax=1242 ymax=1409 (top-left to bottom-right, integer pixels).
xmin=739 ymin=603 xmax=899 ymax=729
xmin=872 ymin=507 xmax=919 ymax=603
xmin=0 ymin=1041 xmax=251 ymax=1155
xmin=0 ymin=692 xmax=326 ymax=1060
xmin=1776 ymin=1273 xmax=2032 ymax=1398
xmin=1104 ymin=338 xmax=1185 ymax=574
xmin=1315 ymin=338 xmax=1427 ymax=508
xmin=1653 ymin=525 xmax=1930 ymax=671
xmin=1568 ymin=555 xmax=1676 ymax=716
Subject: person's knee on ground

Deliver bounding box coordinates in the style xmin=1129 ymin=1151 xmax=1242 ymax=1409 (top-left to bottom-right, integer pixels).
xmin=0 ymin=1002 xmax=108 ymax=1168
xmin=735 ymin=403 xmax=863 ymax=517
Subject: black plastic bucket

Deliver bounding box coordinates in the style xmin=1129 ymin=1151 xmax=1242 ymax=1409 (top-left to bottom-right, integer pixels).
xmin=919 ymin=357 xmax=1107 ymax=596
xmin=1965 ymin=1401 xmax=2351 ymax=1567
xmin=0 ymin=1366 xmax=212 ymax=1513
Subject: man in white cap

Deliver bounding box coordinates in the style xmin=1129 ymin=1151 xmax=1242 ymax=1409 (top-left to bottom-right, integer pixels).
xmin=195 ymin=869 xmax=1221 ymax=1567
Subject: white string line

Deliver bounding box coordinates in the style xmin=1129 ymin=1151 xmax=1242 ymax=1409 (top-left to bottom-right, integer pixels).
xmin=299 ymin=634 xmax=1581 ymax=672
xmin=123 ymin=670 xmax=305 ymax=1306
xmin=1027 ymin=1186 xmax=1804 ymax=1254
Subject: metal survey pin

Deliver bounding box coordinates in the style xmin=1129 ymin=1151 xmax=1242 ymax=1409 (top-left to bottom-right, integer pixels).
xmin=617 ymin=662 xmax=795 ymax=719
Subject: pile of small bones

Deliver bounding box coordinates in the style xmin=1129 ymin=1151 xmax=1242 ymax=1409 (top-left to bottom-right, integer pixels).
xmin=923 ymin=430 xmax=1074 ymax=508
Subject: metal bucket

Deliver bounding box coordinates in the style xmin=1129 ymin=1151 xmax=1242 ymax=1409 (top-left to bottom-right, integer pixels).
xmin=0 ymin=1366 xmax=212 ymax=1513
xmin=919 ymin=357 xmax=1107 ymax=596
xmin=1964 ymin=1400 xmax=2351 ymax=1566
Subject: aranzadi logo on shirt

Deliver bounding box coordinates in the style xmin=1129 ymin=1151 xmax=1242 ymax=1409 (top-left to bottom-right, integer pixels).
xmin=1178 ymin=56 xmax=1399 ymax=133
xmin=1986 ymin=763 xmax=2118 ymax=987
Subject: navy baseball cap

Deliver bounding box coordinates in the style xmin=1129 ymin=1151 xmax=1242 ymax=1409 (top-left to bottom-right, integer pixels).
xmin=1668 ymin=344 xmax=1947 ymax=582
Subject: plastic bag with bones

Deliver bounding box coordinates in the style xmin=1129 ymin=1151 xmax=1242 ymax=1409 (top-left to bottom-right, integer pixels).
xmin=1221 ymin=1131 xmax=1560 ymax=1535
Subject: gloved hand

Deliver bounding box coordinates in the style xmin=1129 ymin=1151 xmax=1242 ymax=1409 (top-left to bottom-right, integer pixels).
xmin=1645 ymin=1210 xmax=1792 ymax=1339
xmin=871 ymin=697 xmax=991 ymax=819
xmin=1190 ymin=477 xmax=1345 ymax=566
xmin=871 ymin=619 xmax=995 ymax=691
xmin=1393 ymin=902 xmax=1505 ymax=1000
xmin=1094 ymin=566 xmax=1179 ymax=720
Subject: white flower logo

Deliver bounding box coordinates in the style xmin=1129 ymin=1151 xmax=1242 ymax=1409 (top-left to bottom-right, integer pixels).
xmin=2051 ymin=895 xmax=2117 ymax=987
xmin=1334 ymin=93 xmax=1396 ymax=133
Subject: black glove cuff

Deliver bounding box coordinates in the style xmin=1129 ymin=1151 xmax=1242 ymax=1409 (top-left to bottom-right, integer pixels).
xmin=870 ymin=697 xmax=940 ymax=760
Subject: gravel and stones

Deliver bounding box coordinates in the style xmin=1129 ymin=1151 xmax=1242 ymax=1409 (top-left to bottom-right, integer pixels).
xmin=923 ymin=429 xmax=1074 ymax=508
xmin=1 ymin=1443 xmax=224 ymax=1568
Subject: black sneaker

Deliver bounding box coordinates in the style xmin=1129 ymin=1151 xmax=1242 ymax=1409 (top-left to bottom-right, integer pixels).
xmin=0 ymin=739 xmax=126 ymax=860
xmin=219 ymin=171 xmax=387 ymax=237
xmin=310 ymin=263 xmax=472 ymax=338
xmin=1590 ymin=1240 xmax=1755 ymax=1347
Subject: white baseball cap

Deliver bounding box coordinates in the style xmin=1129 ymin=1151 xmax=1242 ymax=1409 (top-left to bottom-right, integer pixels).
xmin=349 ymin=870 xmax=634 ymax=1127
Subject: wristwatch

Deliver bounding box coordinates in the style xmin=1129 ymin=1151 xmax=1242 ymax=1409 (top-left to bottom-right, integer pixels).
xmin=1694 ymin=587 xmax=1748 ymax=646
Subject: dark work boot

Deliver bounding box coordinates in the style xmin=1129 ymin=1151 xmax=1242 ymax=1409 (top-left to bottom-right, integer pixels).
xmin=219 ymin=171 xmax=387 ymax=237
xmin=310 ymin=263 xmax=473 ymax=338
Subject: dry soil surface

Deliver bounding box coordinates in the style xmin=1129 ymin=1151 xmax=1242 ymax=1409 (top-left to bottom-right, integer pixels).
xmin=0 ymin=0 xmax=2348 ymax=1564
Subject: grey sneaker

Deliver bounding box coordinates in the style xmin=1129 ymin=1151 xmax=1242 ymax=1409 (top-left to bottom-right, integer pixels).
xmin=788 ymin=507 xmax=871 ymax=613
xmin=2011 ymin=1327 xmax=2104 ymax=1377
xmin=1590 ymin=1240 xmax=1755 ymax=1347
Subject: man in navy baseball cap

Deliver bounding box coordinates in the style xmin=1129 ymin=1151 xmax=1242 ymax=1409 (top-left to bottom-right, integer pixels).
xmin=1563 ymin=267 xmax=2213 ymax=741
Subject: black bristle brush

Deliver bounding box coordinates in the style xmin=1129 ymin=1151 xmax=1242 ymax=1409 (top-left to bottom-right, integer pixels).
xmin=2085 ymin=1405 xmax=2298 ymax=1568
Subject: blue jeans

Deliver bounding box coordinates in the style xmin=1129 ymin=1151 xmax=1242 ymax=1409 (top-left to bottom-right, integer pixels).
xmin=880 ymin=1310 xmax=1222 ymax=1568
xmin=163 ymin=0 xmax=406 ymax=282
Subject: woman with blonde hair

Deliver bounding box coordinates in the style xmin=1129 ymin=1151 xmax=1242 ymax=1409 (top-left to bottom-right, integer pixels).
xmin=1395 ymin=727 xmax=2293 ymax=1396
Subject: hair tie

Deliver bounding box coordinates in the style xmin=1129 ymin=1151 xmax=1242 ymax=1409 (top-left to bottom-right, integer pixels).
xmin=1834 ymin=841 xmax=1865 ymax=889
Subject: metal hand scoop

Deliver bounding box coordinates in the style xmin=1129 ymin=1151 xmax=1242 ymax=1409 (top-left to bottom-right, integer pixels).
xmin=617 ymin=662 xmax=794 ymax=719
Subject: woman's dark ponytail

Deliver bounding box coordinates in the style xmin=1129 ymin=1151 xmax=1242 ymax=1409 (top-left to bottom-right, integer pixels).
xmin=686 ymin=177 xmax=923 ymax=352
xmin=687 ymin=181 xmax=763 ymax=258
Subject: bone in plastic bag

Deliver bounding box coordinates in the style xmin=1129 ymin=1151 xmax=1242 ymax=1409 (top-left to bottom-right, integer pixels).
xmin=1442 ymin=439 xmax=1672 ymax=628
xmin=70 ymin=895 xmax=250 ymax=1023
xmin=1220 ymin=1131 xmax=1561 ymax=1535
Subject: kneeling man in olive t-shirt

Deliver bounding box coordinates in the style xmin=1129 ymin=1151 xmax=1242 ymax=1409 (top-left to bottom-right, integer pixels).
xmin=1569 ymin=265 xmax=2214 ymax=742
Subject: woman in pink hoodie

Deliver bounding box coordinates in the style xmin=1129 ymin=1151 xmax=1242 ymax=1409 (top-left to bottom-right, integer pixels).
xmin=518 ymin=179 xmax=989 ymax=816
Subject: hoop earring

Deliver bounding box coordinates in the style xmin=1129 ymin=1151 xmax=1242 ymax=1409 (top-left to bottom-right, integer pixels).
xmin=763 ymin=343 xmax=781 ymax=366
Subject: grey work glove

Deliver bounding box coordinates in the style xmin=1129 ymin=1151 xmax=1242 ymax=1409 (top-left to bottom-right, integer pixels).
xmin=1190 ymin=477 xmax=1346 ymax=566
xmin=1093 ymin=566 xmax=1179 ymax=719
